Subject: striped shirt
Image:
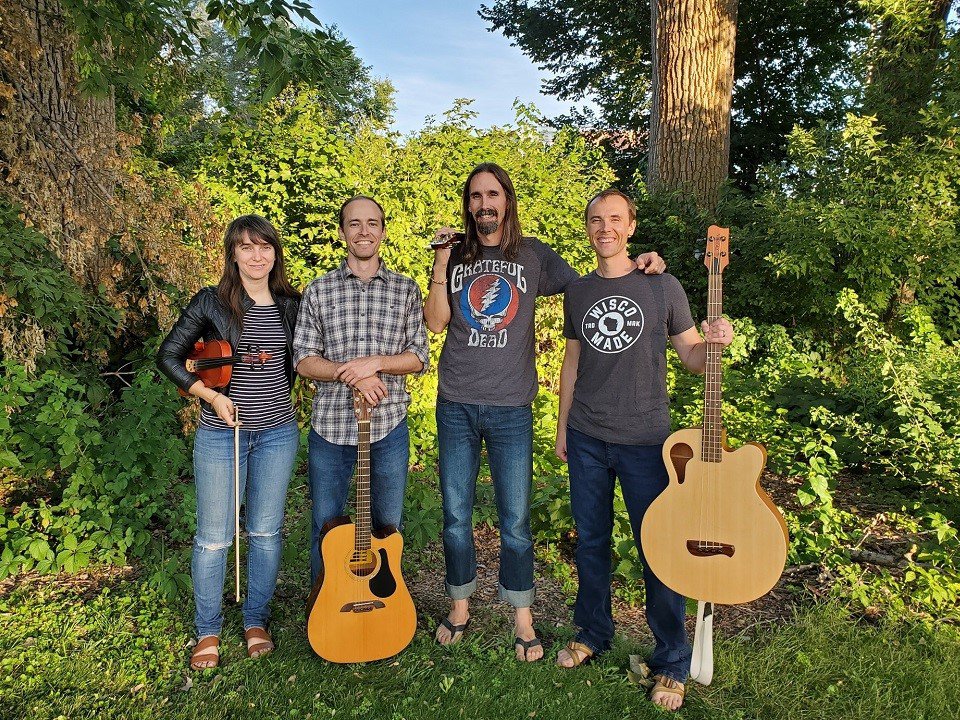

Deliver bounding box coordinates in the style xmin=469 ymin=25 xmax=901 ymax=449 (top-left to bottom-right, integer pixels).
xmin=293 ymin=260 xmax=429 ymax=444
xmin=200 ymin=304 xmax=295 ymax=431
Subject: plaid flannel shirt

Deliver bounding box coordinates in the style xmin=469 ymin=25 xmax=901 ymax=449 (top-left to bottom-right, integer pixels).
xmin=293 ymin=260 xmax=429 ymax=444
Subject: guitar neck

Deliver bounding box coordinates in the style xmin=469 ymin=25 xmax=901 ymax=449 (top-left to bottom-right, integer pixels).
xmin=703 ymin=231 xmax=726 ymax=463
xmin=355 ymin=417 xmax=372 ymax=551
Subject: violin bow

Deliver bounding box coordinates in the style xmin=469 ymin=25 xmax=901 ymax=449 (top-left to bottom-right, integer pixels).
xmin=234 ymin=408 xmax=241 ymax=602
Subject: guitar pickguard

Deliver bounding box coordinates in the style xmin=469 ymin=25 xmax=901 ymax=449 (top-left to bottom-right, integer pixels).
xmin=370 ymin=548 xmax=398 ymax=598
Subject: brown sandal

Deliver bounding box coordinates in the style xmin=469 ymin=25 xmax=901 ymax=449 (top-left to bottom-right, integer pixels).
xmin=189 ymin=635 xmax=220 ymax=670
xmin=556 ymin=640 xmax=594 ymax=668
xmin=650 ymin=674 xmax=686 ymax=710
xmin=245 ymin=627 xmax=275 ymax=659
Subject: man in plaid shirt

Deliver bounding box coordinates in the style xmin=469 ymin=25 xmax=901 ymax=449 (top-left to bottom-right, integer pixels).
xmin=294 ymin=195 xmax=429 ymax=584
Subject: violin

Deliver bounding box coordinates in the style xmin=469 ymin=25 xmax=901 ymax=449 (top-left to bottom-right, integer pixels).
xmin=178 ymin=339 xmax=273 ymax=397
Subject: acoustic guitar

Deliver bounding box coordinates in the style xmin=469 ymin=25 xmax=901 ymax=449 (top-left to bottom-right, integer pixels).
xmin=305 ymin=389 xmax=417 ymax=662
xmin=640 ymin=226 xmax=789 ymax=605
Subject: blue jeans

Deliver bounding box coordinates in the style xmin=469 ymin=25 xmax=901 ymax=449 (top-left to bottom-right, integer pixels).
xmin=566 ymin=426 xmax=691 ymax=682
xmin=436 ymin=398 xmax=535 ymax=607
xmin=192 ymin=419 xmax=299 ymax=638
xmin=308 ymin=419 xmax=409 ymax=584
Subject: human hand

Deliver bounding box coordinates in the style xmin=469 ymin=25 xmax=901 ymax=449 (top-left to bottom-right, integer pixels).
xmin=701 ymin=317 xmax=734 ymax=347
xmin=634 ymin=251 xmax=666 ymax=275
xmin=555 ymin=430 xmax=568 ymax=463
xmin=211 ymin=393 xmax=239 ymax=427
xmin=335 ymin=356 xmax=383 ymax=385
xmin=354 ymin=376 xmax=388 ymax=407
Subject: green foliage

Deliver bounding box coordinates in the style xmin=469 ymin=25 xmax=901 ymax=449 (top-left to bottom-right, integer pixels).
xmin=0 ymin=200 xmax=120 ymax=368
xmin=0 ymin=362 xmax=190 ymax=579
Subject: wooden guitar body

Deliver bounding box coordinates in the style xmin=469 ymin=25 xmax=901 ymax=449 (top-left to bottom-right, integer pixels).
xmin=306 ymin=521 xmax=416 ymax=663
xmin=640 ymin=428 xmax=789 ymax=605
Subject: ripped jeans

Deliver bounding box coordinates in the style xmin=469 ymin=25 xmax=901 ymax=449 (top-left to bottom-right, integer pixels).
xmin=192 ymin=419 xmax=299 ymax=637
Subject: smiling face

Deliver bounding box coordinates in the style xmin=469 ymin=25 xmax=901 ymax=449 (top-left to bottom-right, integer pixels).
xmin=586 ymin=194 xmax=637 ymax=261
xmin=233 ymin=231 xmax=276 ymax=284
xmin=467 ymin=172 xmax=508 ymax=239
xmin=339 ymin=197 xmax=385 ymax=262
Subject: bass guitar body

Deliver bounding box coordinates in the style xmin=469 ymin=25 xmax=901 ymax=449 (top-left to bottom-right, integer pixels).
xmin=306 ymin=520 xmax=416 ymax=663
xmin=640 ymin=428 xmax=788 ymax=605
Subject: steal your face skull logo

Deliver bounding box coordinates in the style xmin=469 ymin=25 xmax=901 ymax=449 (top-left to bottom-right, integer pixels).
xmin=460 ymin=274 xmax=519 ymax=333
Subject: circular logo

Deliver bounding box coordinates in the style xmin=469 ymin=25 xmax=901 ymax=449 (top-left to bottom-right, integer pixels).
xmin=581 ymin=295 xmax=644 ymax=353
xmin=460 ymin=274 xmax=520 ymax=333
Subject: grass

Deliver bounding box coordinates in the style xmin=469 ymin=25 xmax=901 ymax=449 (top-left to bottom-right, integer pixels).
xmin=1 ymin=568 xmax=958 ymax=720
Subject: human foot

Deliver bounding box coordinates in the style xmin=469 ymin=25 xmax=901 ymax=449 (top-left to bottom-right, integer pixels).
xmin=513 ymin=608 xmax=542 ymax=661
xmin=555 ymin=640 xmax=594 ymax=668
xmin=436 ymin=601 xmax=470 ymax=645
xmin=189 ymin=635 xmax=220 ymax=670
xmin=245 ymin=627 xmax=274 ymax=659
xmin=650 ymin=674 xmax=685 ymax=711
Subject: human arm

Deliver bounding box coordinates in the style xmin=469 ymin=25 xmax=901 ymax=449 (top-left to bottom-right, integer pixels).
xmin=556 ymin=339 xmax=581 ymax=463
xmin=333 ymin=351 xmax=424 ymax=384
xmin=424 ymin=228 xmax=455 ymax=333
xmin=669 ymin=318 xmax=734 ymax=374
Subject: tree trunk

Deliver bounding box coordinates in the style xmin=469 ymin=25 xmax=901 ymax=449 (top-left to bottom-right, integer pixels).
xmin=863 ymin=0 xmax=952 ymax=141
xmin=647 ymin=0 xmax=738 ymax=213
xmin=0 ymin=0 xmax=117 ymax=284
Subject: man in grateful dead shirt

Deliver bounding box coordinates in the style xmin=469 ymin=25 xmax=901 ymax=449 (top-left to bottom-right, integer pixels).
xmin=424 ymin=163 xmax=665 ymax=661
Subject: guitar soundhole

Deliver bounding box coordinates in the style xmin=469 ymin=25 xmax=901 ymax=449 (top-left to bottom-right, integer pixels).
xmin=670 ymin=443 xmax=694 ymax=484
xmin=348 ymin=549 xmax=378 ymax=577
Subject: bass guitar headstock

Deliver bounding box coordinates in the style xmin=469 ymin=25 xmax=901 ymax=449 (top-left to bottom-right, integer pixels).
xmin=705 ymin=225 xmax=730 ymax=275
xmin=352 ymin=387 xmax=371 ymax=423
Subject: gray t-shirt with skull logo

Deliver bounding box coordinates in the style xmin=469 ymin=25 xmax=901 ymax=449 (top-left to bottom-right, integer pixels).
xmin=562 ymin=270 xmax=695 ymax=445
xmin=438 ymin=237 xmax=577 ymax=406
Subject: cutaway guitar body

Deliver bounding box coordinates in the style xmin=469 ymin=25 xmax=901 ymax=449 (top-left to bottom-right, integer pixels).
xmin=305 ymin=389 xmax=417 ymax=663
xmin=640 ymin=226 xmax=788 ymax=606
xmin=640 ymin=428 xmax=788 ymax=604
xmin=306 ymin=522 xmax=416 ymax=663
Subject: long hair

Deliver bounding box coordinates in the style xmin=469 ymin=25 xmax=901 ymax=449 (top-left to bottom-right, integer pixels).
xmin=460 ymin=162 xmax=523 ymax=263
xmin=217 ymin=215 xmax=301 ymax=329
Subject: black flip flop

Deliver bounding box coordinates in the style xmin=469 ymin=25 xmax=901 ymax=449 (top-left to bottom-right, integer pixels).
xmin=514 ymin=636 xmax=542 ymax=661
xmin=438 ymin=617 xmax=470 ymax=644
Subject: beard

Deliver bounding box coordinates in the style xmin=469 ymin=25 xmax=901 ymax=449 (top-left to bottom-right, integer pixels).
xmin=475 ymin=210 xmax=500 ymax=236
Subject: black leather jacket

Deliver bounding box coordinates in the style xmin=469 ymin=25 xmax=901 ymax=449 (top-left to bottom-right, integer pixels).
xmin=156 ymin=287 xmax=300 ymax=414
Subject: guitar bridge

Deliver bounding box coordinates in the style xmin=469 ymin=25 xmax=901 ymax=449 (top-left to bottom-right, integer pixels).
xmin=686 ymin=540 xmax=735 ymax=558
xmin=340 ymin=600 xmax=386 ymax=613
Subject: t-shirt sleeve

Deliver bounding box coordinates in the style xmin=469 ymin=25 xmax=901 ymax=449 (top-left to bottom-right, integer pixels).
xmin=562 ymin=289 xmax=576 ymax=339
xmin=533 ymin=238 xmax=578 ymax=297
xmin=664 ymin=274 xmax=696 ymax=336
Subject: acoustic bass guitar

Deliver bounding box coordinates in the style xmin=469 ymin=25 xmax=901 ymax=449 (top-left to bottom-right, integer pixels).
xmin=305 ymin=389 xmax=417 ymax=662
xmin=640 ymin=226 xmax=789 ymax=605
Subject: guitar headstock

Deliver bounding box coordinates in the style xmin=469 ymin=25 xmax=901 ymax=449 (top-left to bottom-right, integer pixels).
xmin=705 ymin=225 xmax=730 ymax=275
xmin=352 ymin=387 xmax=370 ymax=422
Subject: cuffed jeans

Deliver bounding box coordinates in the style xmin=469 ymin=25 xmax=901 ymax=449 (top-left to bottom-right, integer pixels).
xmin=308 ymin=419 xmax=409 ymax=585
xmin=566 ymin=426 xmax=691 ymax=682
xmin=192 ymin=419 xmax=299 ymax=638
xmin=436 ymin=397 xmax=535 ymax=608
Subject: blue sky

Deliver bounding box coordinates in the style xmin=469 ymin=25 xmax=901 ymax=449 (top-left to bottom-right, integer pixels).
xmin=309 ymin=1 xmax=573 ymax=134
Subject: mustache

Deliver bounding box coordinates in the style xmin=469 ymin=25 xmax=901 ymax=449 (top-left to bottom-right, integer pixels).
xmin=475 ymin=209 xmax=498 ymax=218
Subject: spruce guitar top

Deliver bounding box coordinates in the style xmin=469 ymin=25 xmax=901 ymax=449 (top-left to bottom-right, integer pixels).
xmin=640 ymin=226 xmax=789 ymax=605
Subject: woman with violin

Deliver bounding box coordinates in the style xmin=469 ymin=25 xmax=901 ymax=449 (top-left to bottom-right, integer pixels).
xmin=157 ymin=215 xmax=301 ymax=670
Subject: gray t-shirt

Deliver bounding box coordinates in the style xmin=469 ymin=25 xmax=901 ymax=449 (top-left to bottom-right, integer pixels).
xmin=438 ymin=237 xmax=577 ymax=406
xmin=562 ymin=270 xmax=695 ymax=445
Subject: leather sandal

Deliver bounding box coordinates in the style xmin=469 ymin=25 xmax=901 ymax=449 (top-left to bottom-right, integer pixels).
xmin=514 ymin=636 xmax=543 ymax=661
xmin=556 ymin=640 xmax=594 ymax=668
xmin=436 ymin=616 xmax=470 ymax=645
xmin=189 ymin=635 xmax=220 ymax=670
xmin=244 ymin=627 xmax=275 ymax=659
xmin=650 ymin=674 xmax=686 ymax=710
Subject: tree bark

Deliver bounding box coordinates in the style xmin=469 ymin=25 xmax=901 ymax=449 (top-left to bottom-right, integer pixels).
xmin=0 ymin=0 xmax=117 ymax=283
xmin=647 ymin=0 xmax=738 ymax=213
